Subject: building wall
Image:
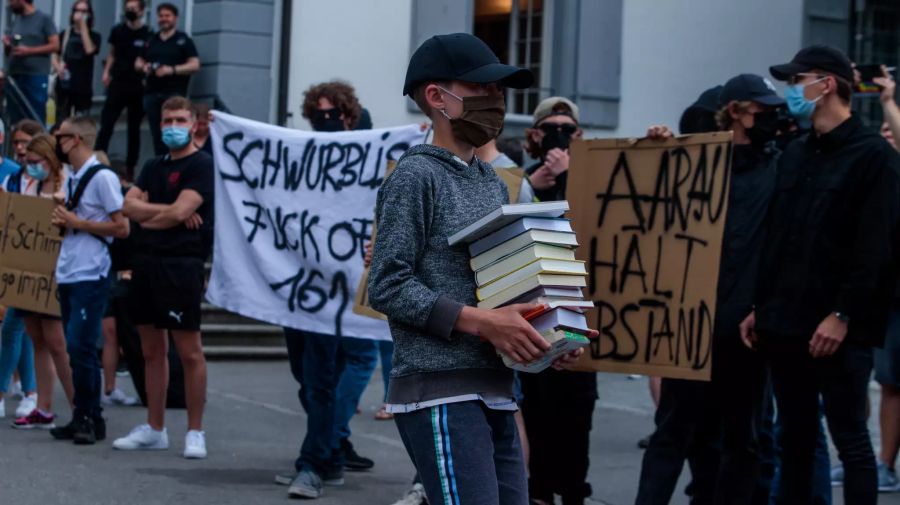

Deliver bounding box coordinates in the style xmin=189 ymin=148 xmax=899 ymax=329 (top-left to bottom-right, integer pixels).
xmin=286 ymin=0 xmax=425 ymax=130
xmin=610 ymin=0 xmax=806 ymax=137
xmin=191 ymin=0 xmax=278 ymax=121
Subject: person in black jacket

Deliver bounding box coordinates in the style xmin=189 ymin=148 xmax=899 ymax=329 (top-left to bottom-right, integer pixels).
xmin=741 ymin=45 xmax=900 ymax=505
xmin=635 ymin=74 xmax=783 ymax=505
xmin=52 ymin=0 xmax=100 ymax=120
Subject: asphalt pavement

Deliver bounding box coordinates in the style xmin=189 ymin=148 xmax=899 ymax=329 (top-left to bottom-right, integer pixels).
xmin=2 ymin=360 xmax=899 ymax=505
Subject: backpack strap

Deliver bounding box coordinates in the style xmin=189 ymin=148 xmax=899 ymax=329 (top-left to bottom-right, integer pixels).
xmin=66 ymin=164 xmax=114 ymax=247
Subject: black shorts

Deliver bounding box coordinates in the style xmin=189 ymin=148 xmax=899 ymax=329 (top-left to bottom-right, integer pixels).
xmin=130 ymin=255 xmax=205 ymax=331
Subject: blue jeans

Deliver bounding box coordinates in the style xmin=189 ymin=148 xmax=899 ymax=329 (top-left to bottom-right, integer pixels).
xmin=59 ymin=277 xmax=110 ymax=420
xmin=284 ymin=328 xmax=343 ymax=474
xmin=378 ymin=340 xmax=394 ymax=403
xmin=0 ymin=308 xmax=35 ymax=394
xmin=332 ymin=336 xmax=378 ymax=445
xmin=7 ymin=74 xmax=47 ymax=126
xmin=395 ymin=402 xmax=528 ymax=505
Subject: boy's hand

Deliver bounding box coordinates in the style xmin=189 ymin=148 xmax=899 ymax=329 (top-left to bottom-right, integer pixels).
xmin=477 ymin=304 xmax=551 ymax=364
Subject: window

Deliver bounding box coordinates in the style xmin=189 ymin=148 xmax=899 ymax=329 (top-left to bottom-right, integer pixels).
xmin=474 ymin=0 xmax=546 ymax=116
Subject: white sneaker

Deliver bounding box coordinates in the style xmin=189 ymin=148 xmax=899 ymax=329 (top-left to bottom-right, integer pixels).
xmin=113 ymin=424 xmax=169 ymax=450
xmin=184 ymin=430 xmax=207 ymax=459
xmin=9 ymin=381 xmax=22 ymax=400
xmin=0 ymin=398 xmax=5 ymax=418
xmin=392 ymin=484 xmax=427 ymax=505
xmin=15 ymin=394 xmax=36 ymax=418
xmin=102 ymin=388 xmax=139 ymax=406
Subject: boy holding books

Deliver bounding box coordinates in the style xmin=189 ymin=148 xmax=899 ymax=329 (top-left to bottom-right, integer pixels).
xmin=368 ymin=33 xmax=583 ymax=505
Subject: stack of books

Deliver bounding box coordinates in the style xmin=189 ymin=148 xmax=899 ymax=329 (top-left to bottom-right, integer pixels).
xmin=448 ymin=201 xmax=593 ymax=372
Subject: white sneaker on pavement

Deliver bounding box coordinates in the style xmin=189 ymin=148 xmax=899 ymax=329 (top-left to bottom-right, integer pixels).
xmin=15 ymin=394 xmax=36 ymax=418
xmin=102 ymin=388 xmax=139 ymax=406
xmin=391 ymin=484 xmax=427 ymax=505
xmin=184 ymin=430 xmax=207 ymax=459
xmin=113 ymin=424 xmax=169 ymax=450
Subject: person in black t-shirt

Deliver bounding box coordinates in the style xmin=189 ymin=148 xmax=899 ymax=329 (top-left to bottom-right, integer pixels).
xmin=96 ymin=0 xmax=152 ymax=176
xmin=135 ymin=3 xmax=199 ymax=156
xmin=117 ymin=96 xmax=212 ymax=459
xmin=52 ymin=1 xmax=100 ymax=120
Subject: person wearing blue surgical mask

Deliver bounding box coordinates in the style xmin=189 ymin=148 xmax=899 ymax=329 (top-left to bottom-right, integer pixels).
xmin=741 ymin=45 xmax=900 ymax=505
xmin=117 ymin=95 xmax=214 ymax=460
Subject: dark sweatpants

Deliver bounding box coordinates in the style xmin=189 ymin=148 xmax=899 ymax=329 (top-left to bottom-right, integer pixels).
xmin=395 ymin=401 xmax=528 ymax=505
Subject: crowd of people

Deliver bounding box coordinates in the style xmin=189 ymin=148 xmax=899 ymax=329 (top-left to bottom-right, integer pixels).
xmin=2 ymin=0 xmax=199 ymax=176
xmin=0 ymin=2 xmax=899 ymax=505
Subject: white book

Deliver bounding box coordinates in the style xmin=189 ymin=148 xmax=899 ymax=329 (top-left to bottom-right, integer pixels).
xmin=470 ymin=230 xmax=579 ymax=270
xmin=529 ymin=307 xmax=589 ymax=334
xmin=447 ymin=201 xmax=569 ymax=246
xmin=477 ymin=269 xmax=587 ymax=301
xmin=475 ymin=244 xmax=578 ymax=284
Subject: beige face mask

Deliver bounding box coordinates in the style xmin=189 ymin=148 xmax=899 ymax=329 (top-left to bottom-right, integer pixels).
xmin=439 ymin=87 xmax=506 ymax=148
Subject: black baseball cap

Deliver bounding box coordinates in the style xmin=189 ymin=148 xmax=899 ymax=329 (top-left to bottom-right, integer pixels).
xmin=769 ymin=45 xmax=854 ymax=83
xmin=403 ymin=33 xmax=534 ymax=96
xmin=719 ymin=74 xmax=785 ymax=107
xmin=691 ymin=85 xmax=724 ymax=113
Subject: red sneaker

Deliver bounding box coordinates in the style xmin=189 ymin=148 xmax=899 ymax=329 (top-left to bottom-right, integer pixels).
xmin=12 ymin=410 xmax=56 ymax=430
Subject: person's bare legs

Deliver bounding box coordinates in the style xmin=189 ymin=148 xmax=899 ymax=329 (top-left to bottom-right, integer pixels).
xmin=881 ymin=384 xmax=900 ymax=469
xmin=139 ymin=326 xmax=168 ymax=430
xmin=172 ymin=330 xmax=206 ymax=431
xmin=101 ymin=317 xmax=118 ymax=394
xmin=38 ymin=318 xmax=74 ymax=409
xmin=26 ymin=318 xmax=57 ymax=412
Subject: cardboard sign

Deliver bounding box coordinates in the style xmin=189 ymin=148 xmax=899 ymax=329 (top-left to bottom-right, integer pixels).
xmin=0 ymin=193 xmax=62 ymax=315
xmin=566 ymin=133 xmax=733 ymax=381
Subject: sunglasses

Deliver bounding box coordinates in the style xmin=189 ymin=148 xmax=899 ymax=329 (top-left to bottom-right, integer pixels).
xmin=787 ymin=73 xmax=827 ymax=85
xmin=538 ymin=123 xmax=578 ymax=136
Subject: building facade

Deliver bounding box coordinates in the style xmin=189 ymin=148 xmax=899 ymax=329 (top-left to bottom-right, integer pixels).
xmin=4 ymin=0 xmax=898 ymax=139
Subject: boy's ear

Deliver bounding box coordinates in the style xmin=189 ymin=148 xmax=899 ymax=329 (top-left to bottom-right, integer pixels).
xmin=424 ymin=84 xmax=447 ymax=114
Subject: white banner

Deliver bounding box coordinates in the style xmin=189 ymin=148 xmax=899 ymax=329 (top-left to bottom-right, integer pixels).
xmin=207 ymin=112 xmax=427 ymax=340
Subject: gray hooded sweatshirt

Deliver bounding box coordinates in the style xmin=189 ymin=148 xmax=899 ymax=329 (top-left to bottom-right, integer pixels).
xmin=368 ymin=144 xmax=513 ymax=404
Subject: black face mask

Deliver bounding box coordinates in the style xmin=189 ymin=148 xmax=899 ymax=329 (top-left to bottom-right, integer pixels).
xmin=745 ymin=109 xmax=779 ymax=148
xmin=539 ymin=122 xmax=577 ymax=156
xmin=311 ymin=108 xmax=345 ymax=132
xmin=124 ymin=10 xmax=140 ymax=22
xmin=56 ymin=142 xmax=70 ymax=165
